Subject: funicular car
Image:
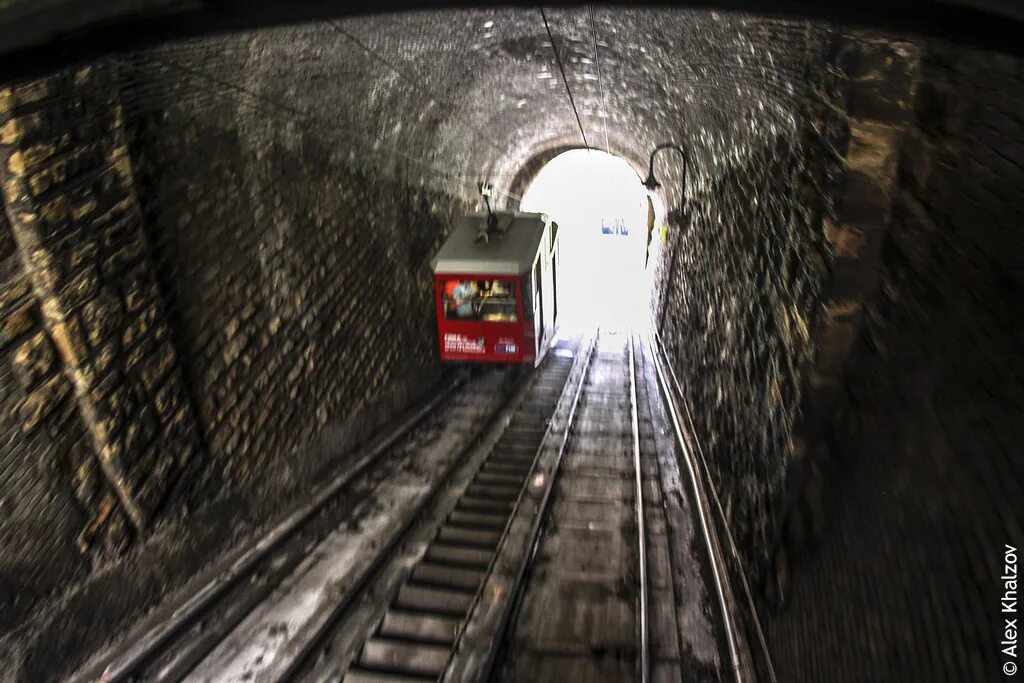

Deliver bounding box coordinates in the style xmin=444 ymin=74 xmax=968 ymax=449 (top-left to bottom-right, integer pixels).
xmin=432 ymin=211 xmax=559 ymax=365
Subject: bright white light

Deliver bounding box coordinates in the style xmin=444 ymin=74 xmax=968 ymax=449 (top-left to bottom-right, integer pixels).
xmin=520 ymin=149 xmax=657 ymax=334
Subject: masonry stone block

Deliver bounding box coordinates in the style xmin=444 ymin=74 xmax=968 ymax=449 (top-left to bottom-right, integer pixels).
xmin=80 ymin=289 xmax=123 ymax=349
xmin=58 ymin=265 xmax=100 ymax=312
xmin=845 ymin=120 xmax=901 ymax=181
xmin=65 ymin=238 xmax=99 ymax=274
xmin=0 ymin=266 xmax=30 ymax=310
xmin=9 ymin=330 xmax=56 ymax=387
xmin=838 ymin=39 xmax=919 ymax=125
xmin=824 ymin=218 xmax=867 ymax=259
xmin=828 ymin=255 xmax=882 ymax=301
xmin=897 ymin=126 xmax=935 ymax=191
xmin=18 ymin=374 xmax=69 ymax=432
xmin=0 ymin=303 xmax=32 ymax=345
xmin=814 ymin=318 xmax=859 ymax=378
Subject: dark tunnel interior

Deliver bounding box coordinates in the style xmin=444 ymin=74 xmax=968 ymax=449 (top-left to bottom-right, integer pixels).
xmin=0 ymin=2 xmax=1021 ymax=681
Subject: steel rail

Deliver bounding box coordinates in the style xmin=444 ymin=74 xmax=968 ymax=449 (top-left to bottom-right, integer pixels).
xmin=268 ymin=359 xmax=558 ymax=682
xmin=647 ymin=330 xmax=744 ymax=683
xmin=628 ymin=331 xmax=650 ymax=683
xmin=633 ymin=336 xmax=690 ymax=680
xmin=507 ymin=328 xmax=599 ymax=604
xmin=290 ymin=339 xmax=583 ymax=682
xmin=651 ymin=329 xmax=778 ymax=683
xmin=439 ymin=329 xmax=599 ymax=682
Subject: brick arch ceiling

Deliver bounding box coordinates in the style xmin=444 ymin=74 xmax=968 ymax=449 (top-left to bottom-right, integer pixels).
xmin=121 ymin=7 xmax=824 ymax=208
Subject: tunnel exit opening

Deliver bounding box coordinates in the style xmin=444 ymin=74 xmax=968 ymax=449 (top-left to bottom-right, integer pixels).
xmin=519 ymin=149 xmax=663 ymax=334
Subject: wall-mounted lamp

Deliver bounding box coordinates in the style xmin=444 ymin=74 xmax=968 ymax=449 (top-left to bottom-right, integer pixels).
xmin=641 ymin=143 xmax=689 ymax=268
xmin=641 ymin=143 xmax=688 ymax=193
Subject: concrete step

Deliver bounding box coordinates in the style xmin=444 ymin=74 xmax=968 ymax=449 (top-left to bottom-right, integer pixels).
xmin=358 ymin=637 xmax=450 ymax=677
xmin=411 ymin=562 xmax=486 ymax=592
xmin=343 ymin=669 xmax=432 ymax=683
xmin=458 ymin=496 xmax=515 ymax=514
xmin=447 ymin=509 xmax=509 ymax=529
xmin=474 ymin=471 xmax=525 ymax=486
xmin=437 ymin=525 xmax=503 ymax=547
xmin=379 ymin=608 xmax=461 ymax=645
xmin=424 ymin=543 xmax=494 ymax=568
xmin=463 ymin=483 xmax=520 ymax=501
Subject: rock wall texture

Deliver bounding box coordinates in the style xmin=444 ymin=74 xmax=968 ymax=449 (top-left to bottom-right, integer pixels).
xmin=118 ymin=39 xmax=469 ymax=498
xmin=653 ymin=22 xmax=840 ymax=630
xmin=0 ymin=65 xmax=206 ymax=613
xmin=0 ymin=187 xmax=97 ymax=632
xmin=656 ymin=26 xmax=1022 ymax=682
xmin=764 ymin=39 xmax=1024 ymax=682
xmin=0 ymin=35 xmax=470 ymax=677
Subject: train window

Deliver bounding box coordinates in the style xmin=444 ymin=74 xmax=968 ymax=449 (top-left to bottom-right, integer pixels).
xmin=522 ymin=275 xmax=533 ymax=319
xmin=441 ymin=279 xmax=518 ymax=322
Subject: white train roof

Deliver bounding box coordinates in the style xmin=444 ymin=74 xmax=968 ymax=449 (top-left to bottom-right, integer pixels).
xmin=432 ymin=211 xmax=550 ymax=276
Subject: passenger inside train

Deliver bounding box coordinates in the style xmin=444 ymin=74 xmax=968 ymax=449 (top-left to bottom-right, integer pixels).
xmin=442 ymin=279 xmax=518 ymax=322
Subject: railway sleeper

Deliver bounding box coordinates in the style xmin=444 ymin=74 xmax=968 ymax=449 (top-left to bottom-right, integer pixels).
xmin=411 ymin=562 xmax=486 ymax=591
xmin=395 ymin=583 xmax=475 ymax=616
xmin=424 ymin=543 xmax=494 ymax=568
xmin=446 ymin=509 xmax=509 ymax=529
xmin=436 ymin=525 xmax=503 ymax=547
xmin=379 ymin=609 xmax=462 ymax=645
xmin=357 ymin=637 xmax=451 ymax=677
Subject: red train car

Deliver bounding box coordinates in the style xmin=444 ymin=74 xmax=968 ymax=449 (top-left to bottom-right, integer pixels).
xmin=432 ymin=211 xmax=559 ymax=365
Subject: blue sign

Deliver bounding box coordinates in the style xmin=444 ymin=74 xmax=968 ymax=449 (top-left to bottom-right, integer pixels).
xmin=600 ymin=218 xmax=629 ymax=236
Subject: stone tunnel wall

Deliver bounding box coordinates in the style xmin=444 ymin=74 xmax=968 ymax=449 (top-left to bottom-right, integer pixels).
xmin=654 ymin=23 xmax=838 ymax=602
xmin=764 ymin=39 xmax=1024 ymax=682
xmin=657 ymin=127 xmax=828 ymax=577
xmin=117 ymin=37 xmax=470 ymax=500
xmin=0 ymin=42 xmax=471 ymax=676
xmin=0 ymin=187 xmax=99 ymax=631
xmin=0 ymin=68 xmax=207 ymax=632
xmin=657 ymin=27 xmax=1023 ymax=682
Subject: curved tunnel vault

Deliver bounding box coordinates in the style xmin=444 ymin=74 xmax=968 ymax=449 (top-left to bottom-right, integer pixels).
xmin=0 ymin=4 xmax=1021 ymax=682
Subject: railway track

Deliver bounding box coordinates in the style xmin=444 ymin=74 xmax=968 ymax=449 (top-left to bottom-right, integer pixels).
xmin=300 ymin=329 xmax=681 ymax=683
xmin=296 ymin=341 xmax=582 ymax=683
xmin=487 ymin=329 xmax=649 ymax=682
xmin=72 ymin=335 xmax=582 ymax=683
xmin=75 ymin=328 xmax=741 ymax=683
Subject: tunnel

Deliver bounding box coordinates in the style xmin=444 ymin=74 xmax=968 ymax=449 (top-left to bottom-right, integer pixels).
xmin=0 ymin=2 xmax=1021 ymax=681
